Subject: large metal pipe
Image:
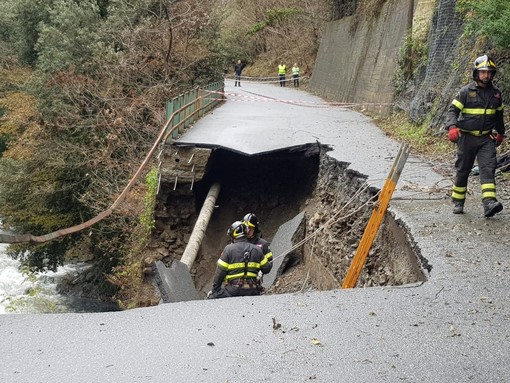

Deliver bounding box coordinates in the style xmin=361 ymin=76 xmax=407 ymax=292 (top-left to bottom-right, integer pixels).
xmin=180 ymin=182 xmax=221 ymax=270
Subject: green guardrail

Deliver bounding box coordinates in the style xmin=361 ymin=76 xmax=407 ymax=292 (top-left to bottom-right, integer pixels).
xmin=164 ymin=80 xmax=225 ymax=142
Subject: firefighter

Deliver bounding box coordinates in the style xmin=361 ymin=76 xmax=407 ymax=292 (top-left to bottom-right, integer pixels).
xmin=207 ymin=221 xmax=272 ymax=299
xmin=242 ymin=213 xmax=273 ymax=268
xmin=445 ymin=54 xmax=505 ymax=217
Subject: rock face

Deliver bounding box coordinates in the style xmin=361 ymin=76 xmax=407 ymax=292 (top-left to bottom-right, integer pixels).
xmin=150 ymin=146 xmax=213 ymax=269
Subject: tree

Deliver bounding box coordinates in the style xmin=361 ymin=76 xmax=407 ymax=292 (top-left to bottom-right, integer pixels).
xmin=0 ymin=0 xmax=50 ymax=66
xmin=35 ymin=0 xmax=107 ymax=74
xmin=0 ymin=0 xmax=225 ymax=287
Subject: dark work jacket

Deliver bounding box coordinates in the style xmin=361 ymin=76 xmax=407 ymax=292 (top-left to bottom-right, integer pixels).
xmin=248 ymin=235 xmax=273 ymax=267
xmin=234 ymin=63 xmax=244 ymax=75
xmin=212 ymin=237 xmax=271 ymax=291
xmin=445 ymin=81 xmax=504 ymax=134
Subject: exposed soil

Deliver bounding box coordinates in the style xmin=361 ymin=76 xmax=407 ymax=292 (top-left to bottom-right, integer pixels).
xmin=266 ymin=146 xmax=510 ymax=294
xmin=60 ymin=142 xmax=510 ymax=306
xmin=149 ymin=143 xmax=425 ymax=300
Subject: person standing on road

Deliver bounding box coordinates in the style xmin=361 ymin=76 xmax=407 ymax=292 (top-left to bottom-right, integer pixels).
xmin=234 ymin=59 xmax=244 ymax=87
xmin=207 ymin=221 xmax=272 ymax=299
xmin=292 ymin=63 xmax=300 ymax=87
xmin=278 ymin=63 xmax=287 ymax=87
xmin=242 ymin=213 xmax=273 ymax=269
xmin=445 ymin=54 xmax=505 ymax=217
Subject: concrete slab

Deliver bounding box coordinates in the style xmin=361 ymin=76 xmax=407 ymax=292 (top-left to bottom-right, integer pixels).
xmin=262 ymin=211 xmax=305 ymax=288
xmin=152 ymin=260 xmax=200 ymax=303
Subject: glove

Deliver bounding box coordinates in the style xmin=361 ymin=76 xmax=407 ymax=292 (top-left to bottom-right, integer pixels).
xmin=496 ymin=133 xmax=504 ymax=146
xmin=448 ymin=126 xmax=461 ymax=143
xmin=206 ymin=290 xmax=213 ymax=299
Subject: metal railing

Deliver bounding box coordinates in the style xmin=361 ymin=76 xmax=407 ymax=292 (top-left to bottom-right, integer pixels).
xmin=165 ymin=80 xmax=224 ymax=141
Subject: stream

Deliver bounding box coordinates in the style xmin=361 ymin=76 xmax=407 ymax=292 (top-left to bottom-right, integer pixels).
xmin=0 ymin=243 xmax=119 ymax=314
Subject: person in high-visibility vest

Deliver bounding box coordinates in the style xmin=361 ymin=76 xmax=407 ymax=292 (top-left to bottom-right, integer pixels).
xmin=292 ymin=63 xmax=300 ymax=87
xmin=278 ymin=63 xmax=287 ymax=87
xmin=242 ymin=213 xmax=273 ymax=268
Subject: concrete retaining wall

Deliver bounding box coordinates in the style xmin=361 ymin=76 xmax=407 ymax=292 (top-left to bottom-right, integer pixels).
xmin=310 ymin=0 xmax=414 ymax=114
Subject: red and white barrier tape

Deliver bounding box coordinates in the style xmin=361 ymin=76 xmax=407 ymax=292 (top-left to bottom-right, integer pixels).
xmin=203 ymin=89 xmax=393 ymax=109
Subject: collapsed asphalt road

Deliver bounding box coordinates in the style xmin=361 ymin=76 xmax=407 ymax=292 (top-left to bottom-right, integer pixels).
xmin=1 ymin=80 xmax=509 ymax=382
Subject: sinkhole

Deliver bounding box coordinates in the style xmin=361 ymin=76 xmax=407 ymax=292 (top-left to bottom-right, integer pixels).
xmin=152 ymin=143 xmax=428 ymax=299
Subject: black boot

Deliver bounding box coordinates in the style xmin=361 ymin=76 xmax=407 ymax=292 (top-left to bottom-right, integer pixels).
xmin=483 ymin=198 xmax=503 ymax=218
xmin=453 ymin=201 xmax=464 ymax=214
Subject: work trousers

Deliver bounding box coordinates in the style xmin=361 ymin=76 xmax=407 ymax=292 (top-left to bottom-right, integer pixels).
xmin=452 ymin=133 xmax=497 ymax=202
xmin=208 ymin=285 xmax=261 ymax=299
xmin=279 ymin=74 xmax=286 ymax=87
xmin=293 ymin=74 xmax=299 ymax=87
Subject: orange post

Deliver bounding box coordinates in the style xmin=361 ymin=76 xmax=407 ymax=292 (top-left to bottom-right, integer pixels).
xmin=342 ymin=143 xmax=410 ymax=288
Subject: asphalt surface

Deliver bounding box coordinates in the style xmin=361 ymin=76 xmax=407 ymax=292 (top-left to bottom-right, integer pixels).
xmin=1 ymin=80 xmax=509 ymax=382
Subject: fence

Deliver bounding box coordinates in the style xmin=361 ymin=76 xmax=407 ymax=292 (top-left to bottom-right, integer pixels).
xmin=165 ymin=80 xmax=224 ymax=141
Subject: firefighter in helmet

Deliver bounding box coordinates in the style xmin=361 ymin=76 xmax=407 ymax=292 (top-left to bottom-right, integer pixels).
xmin=242 ymin=213 xmax=273 ymax=268
xmin=445 ymin=54 xmax=505 ymax=217
xmin=207 ymin=221 xmax=272 ymax=299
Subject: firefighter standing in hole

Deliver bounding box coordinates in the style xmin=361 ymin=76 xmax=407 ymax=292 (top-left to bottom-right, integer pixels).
xmin=207 ymin=221 xmax=272 ymax=299
xmin=243 ymin=213 xmax=273 ymax=268
xmin=445 ymin=54 xmax=505 ymax=217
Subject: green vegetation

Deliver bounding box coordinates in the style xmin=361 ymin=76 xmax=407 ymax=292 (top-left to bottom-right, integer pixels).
xmin=394 ymin=29 xmax=429 ymax=96
xmin=247 ymin=7 xmax=304 ymax=35
xmin=376 ymin=112 xmax=452 ymax=157
xmin=216 ymin=1 xmax=331 ymax=76
xmin=457 ymin=1 xmax=510 ymax=49
xmin=140 ymin=168 xmax=158 ymax=241
xmin=107 ymin=168 xmax=159 ymax=309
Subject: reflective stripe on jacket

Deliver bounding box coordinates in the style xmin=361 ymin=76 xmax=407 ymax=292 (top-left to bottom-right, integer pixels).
xmin=248 ymin=236 xmax=273 ymax=267
xmin=445 ymin=81 xmax=504 ymax=134
xmin=214 ymin=237 xmax=271 ymax=288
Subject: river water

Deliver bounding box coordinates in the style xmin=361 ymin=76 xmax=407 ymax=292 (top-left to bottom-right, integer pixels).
xmin=0 ymin=243 xmax=119 ymax=314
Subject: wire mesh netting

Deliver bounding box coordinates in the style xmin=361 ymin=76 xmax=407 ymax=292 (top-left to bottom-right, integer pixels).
xmin=403 ymin=0 xmax=509 ymax=132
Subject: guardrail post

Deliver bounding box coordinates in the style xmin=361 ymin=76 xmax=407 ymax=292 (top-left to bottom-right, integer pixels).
xmin=173 ymin=96 xmax=181 ymax=138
